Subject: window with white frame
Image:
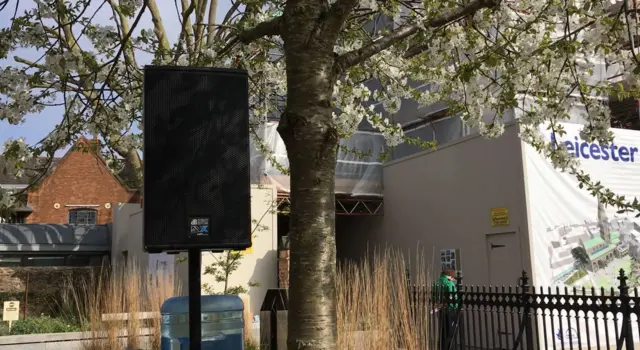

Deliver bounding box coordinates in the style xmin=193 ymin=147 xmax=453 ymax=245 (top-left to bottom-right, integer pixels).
xmin=68 ymin=209 xmax=98 ymax=225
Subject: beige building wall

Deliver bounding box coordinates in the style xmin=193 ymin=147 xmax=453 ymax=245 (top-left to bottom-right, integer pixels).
xmin=380 ymin=123 xmax=533 ymax=287
xmin=196 ymin=184 xmax=278 ymax=316
xmin=112 ymin=202 xmax=145 ymax=269
xmin=111 ymin=184 xmax=278 ymax=316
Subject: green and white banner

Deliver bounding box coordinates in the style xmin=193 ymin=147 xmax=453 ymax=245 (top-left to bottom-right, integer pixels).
xmin=522 ymin=122 xmax=640 ymax=346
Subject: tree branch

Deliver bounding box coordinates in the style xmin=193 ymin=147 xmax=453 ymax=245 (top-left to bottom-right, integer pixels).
xmin=178 ymin=0 xmax=196 ymax=58
xmin=146 ymin=0 xmax=171 ymax=56
xmin=55 ymin=0 xmax=80 ymax=50
xmin=207 ymin=0 xmax=219 ymax=45
xmin=215 ymin=1 xmax=240 ymax=40
xmin=240 ymin=16 xmax=282 ymax=43
xmin=323 ymin=0 xmax=360 ymax=38
xmin=335 ymin=0 xmax=501 ymax=71
xmin=403 ymin=42 xmax=429 ymax=58
xmin=14 ymin=56 xmax=45 ymax=69
xmin=218 ymin=0 xmax=240 ymax=29
xmin=108 ymin=0 xmax=139 ymax=68
xmin=194 ymin=0 xmax=208 ymax=51
xmin=217 ymin=16 xmax=283 ymax=56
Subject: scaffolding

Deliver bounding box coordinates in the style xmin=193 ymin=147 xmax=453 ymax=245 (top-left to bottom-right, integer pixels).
xmin=276 ymin=193 xmax=384 ymax=216
xmin=251 ymin=121 xmax=385 ymax=216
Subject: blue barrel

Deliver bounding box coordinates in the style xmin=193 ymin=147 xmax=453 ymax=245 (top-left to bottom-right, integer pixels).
xmin=160 ymin=295 xmax=245 ymax=350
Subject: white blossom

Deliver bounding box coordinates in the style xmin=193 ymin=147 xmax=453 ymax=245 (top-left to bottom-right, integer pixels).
xmin=119 ymin=0 xmax=143 ymax=13
xmin=1 ymin=138 xmax=32 ymax=179
xmin=0 ymin=0 xmax=638 ymax=211
xmin=34 ymin=0 xmax=55 ymax=19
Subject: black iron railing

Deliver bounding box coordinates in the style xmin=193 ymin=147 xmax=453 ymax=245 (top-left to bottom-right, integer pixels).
xmin=410 ymin=269 xmax=640 ymax=350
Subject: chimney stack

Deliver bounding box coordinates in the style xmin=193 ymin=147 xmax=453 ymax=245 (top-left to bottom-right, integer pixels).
xmin=91 ymin=134 xmax=100 ymax=152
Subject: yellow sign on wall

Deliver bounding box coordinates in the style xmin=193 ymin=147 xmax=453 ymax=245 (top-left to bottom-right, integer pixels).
xmin=491 ymin=207 xmax=510 ymax=227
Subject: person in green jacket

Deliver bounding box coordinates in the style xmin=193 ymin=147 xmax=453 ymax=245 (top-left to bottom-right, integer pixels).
xmin=435 ymin=269 xmax=463 ymax=350
xmin=434 ymin=270 xmax=458 ymax=309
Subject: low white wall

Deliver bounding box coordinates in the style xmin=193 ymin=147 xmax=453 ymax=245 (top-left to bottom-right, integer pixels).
xmin=0 ymin=329 xmax=153 ymax=350
xmin=0 ymin=323 xmax=261 ymax=349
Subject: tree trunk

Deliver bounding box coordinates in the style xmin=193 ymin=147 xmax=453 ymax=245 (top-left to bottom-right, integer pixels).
xmin=116 ymin=146 xmax=144 ymax=189
xmin=278 ymin=34 xmax=339 ymax=348
xmin=280 ymin=126 xmax=339 ymax=350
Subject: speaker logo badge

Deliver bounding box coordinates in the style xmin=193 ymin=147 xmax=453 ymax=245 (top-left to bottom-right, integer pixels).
xmin=189 ymin=217 xmax=210 ymax=237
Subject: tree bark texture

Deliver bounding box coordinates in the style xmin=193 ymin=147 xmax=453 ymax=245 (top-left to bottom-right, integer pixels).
xmin=280 ymin=124 xmax=338 ymax=350
xmin=279 ymin=4 xmax=341 ymax=347
xmin=279 ymin=117 xmax=339 ymax=350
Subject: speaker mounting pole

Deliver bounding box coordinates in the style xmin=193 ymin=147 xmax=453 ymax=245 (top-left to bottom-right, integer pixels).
xmin=188 ymin=248 xmax=202 ymax=350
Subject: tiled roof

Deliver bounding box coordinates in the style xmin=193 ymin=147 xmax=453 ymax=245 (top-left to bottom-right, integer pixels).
xmin=0 ymin=157 xmax=61 ymax=185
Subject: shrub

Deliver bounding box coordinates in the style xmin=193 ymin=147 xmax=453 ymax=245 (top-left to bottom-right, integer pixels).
xmin=0 ymin=321 xmax=9 ymax=336
xmin=0 ymin=292 xmax=61 ymax=318
xmin=56 ymin=260 xmax=182 ymax=350
xmin=336 ymin=248 xmax=433 ymax=350
xmin=0 ymin=267 xmax=101 ymax=318
xmin=8 ymin=315 xmax=81 ymax=335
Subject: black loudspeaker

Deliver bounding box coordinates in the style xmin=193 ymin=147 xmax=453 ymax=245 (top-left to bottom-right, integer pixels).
xmin=143 ymin=66 xmax=251 ymax=253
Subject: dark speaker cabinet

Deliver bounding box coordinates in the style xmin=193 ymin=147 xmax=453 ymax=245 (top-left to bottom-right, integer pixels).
xmin=143 ymin=66 xmax=251 ymax=253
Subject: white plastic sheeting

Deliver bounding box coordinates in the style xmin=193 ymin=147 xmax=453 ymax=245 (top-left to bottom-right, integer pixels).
xmin=250 ymin=122 xmax=386 ymax=196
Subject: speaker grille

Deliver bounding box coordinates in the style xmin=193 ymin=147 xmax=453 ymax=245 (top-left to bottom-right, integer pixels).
xmin=143 ymin=66 xmax=251 ymax=252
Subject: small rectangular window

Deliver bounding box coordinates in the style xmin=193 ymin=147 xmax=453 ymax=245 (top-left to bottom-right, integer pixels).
xmin=68 ymin=209 xmax=97 ymax=225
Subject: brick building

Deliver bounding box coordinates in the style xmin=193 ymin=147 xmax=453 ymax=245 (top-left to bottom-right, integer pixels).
xmin=0 ymin=137 xmax=140 ymax=224
xmin=0 ymin=138 xmax=138 ymax=299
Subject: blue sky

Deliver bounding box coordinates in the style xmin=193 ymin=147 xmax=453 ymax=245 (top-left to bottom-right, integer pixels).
xmin=0 ymin=0 xmax=232 ymax=155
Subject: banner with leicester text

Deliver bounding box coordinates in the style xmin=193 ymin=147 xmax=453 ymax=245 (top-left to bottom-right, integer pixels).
xmin=523 ymin=122 xmax=640 ymax=346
